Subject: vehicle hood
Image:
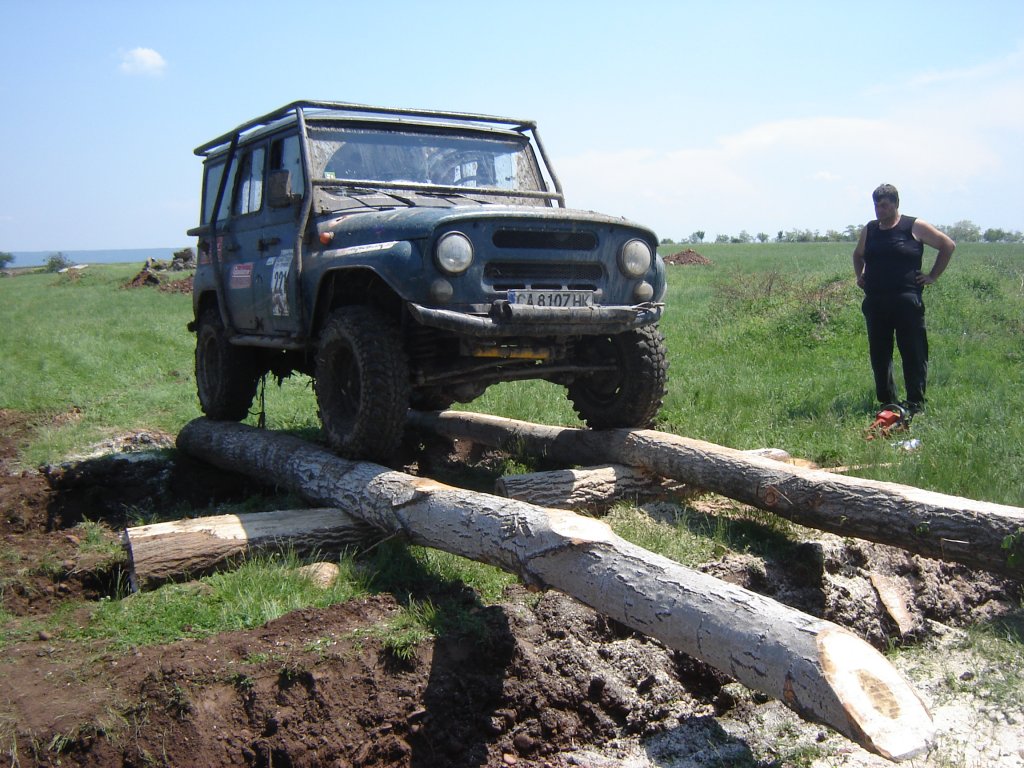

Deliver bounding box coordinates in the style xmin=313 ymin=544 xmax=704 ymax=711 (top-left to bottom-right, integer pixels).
xmin=317 ymin=202 xmax=658 ymax=243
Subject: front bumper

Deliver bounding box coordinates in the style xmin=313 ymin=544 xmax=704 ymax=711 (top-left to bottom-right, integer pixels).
xmin=407 ymin=300 xmax=663 ymax=337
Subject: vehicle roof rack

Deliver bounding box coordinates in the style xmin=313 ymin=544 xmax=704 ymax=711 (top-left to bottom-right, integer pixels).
xmin=194 ymin=100 xmax=538 ymax=157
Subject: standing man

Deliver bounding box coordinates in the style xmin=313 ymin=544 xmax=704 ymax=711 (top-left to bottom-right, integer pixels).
xmin=852 ymin=183 xmax=956 ymax=416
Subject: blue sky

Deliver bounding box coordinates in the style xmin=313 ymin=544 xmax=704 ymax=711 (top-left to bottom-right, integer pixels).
xmin=1 ymin=0 xmax=1022 ymax=252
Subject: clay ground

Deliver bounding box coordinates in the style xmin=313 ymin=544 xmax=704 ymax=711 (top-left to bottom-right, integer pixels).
xmin=1 ymin=408 xmax=1022 ymax=768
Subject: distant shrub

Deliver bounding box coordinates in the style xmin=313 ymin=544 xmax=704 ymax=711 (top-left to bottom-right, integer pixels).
xmin=45 ymin=252 xmax=74 ymax=272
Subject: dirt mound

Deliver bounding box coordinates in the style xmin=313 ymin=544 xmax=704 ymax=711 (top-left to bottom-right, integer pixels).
xmin=159 ymin=273 xmax=194 ymax=293
xmin=123 ymin=268 xmax=193 ymax=293
xmin=124 ymin=268 xmax=161 ymax=288
xmin=664 ymin=249 xmax=711 ymax=266
xmin=124 ymin=251 xmax=195 ymax=293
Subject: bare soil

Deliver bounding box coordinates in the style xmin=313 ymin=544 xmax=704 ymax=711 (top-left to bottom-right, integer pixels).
xmin=663 ymin=250 xmax=712 ymax=266
xmin=2 ymin=409 xmax=1022 ymax=767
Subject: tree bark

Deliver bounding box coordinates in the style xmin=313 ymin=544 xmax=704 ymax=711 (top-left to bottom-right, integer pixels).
xmin=123 ymin=507 xmax=379 ymax=589
xmin=495 ymin=464 xmax=695 ymax=511
xmin=174 ymin=418 xmax=933 ymax=760
xmin=407 ymin=410 xmax=1024 ymax=580
xmin=495 ymin=450 xmax=801 ymax=511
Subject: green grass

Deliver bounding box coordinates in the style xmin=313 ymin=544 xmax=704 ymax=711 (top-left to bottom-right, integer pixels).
xmin=3 ymin=246 xmax=1022 ymax=503
xmin=0 ymin=264 xmax=320 ymax=466
xmin=66 ymin=551 xmax=371 ymax=649
xmin=652 ymin=242 xmax=1024 ymax=506
xmin=1 ymin=245 xmax=1022 ymax=657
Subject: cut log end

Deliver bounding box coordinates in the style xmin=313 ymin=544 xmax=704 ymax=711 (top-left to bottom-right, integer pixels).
xmin=123 ymin=507 xmax=383 ymax=590
xmin=817 ymin=627 xmax=934 ymax=761
xmin=544 ymin=508 xmax=616 ymax=545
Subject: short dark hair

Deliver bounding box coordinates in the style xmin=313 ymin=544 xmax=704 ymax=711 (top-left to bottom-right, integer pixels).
xmin=872 ymin=183 xmax=899 ymax=206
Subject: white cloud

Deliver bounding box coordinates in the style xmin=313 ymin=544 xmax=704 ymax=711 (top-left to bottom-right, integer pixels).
xmin=552 ymin=41 xmax=1024 ymax=238
xmin=119 ymin=47 xmax=167 ymax=76
xmin=556 ymin=112 xmax=1008 ymax=239
xmin=907 ymin=43 xmax=1024 ymax=88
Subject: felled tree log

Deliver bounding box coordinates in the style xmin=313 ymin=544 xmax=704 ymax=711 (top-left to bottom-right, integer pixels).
xmin=407 ymin=410 xmax=1024 ymax=581
xmin=495 ymin=464 xmax=694 ymax=511
xmin=123 ymin=507 xmax=380 ymax=589
xmin=496 ymin=450 xmax=802 ymax=511
xmin=175 ymin=418 xmax=933 ymax=760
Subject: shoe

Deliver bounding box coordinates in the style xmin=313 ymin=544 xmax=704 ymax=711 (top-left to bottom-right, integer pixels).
xmin=901 ymin=401 xmax=923 ymax=417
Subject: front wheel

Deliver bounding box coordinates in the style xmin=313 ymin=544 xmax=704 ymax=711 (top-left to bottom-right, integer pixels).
xmin=314 ymin=305 xmax=410 ymax=461
xmin=567 ymin=324 xmax=669 ymax=429
xmin=195 ymin=308 xmax=261 ymax=421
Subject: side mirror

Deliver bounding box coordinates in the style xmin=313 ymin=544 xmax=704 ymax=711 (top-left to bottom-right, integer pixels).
xmin=267 ymin=169 xmax=300 ymax=208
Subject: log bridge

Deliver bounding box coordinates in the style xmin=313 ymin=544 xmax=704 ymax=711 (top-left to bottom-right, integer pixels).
xmin=118 ymin=416 xmax=997 ymax=761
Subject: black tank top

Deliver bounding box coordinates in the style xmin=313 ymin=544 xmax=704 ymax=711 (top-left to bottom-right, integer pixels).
xmin=863 ymin=216 xmax=923 ymax=294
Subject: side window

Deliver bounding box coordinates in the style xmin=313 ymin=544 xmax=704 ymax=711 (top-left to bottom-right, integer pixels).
xmin=201 ymin=161 xmax=225 ymax=225
xmin=270 ymin=135 xmax=304 ymax=191
xmin=232 ymin=147 xmax=266 ymax=216
xmin=216 ymin=157 xmax=238 ymax=223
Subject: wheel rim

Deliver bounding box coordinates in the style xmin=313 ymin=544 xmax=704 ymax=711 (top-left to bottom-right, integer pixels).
xmin=579 ymin=337 xmax=623 ymax=404
xmin=198 ymin=332 xmax=220 ymax=401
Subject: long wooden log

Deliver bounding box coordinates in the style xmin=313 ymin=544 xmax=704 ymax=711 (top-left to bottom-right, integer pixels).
xmin=175 ymin=418 xmax=933 ymax=760
xmin=123 ymin=508 xmax=380 ymax=589
xmin=407 ymin=410 xmax=1024 ymax=580
xmin=496 ymin=450 xmax=804 ymax=510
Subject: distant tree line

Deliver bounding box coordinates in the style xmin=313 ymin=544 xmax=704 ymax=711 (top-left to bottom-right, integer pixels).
xmin=659 ymin=220 xmax=1023 ymax=247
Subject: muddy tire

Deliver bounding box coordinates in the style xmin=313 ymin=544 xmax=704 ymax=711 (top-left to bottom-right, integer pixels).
xmin=195 ymin=308 xmax=261 ymax=421
xmin=567 ymin=324 xmax=668 ymax=429
xmin=314 ymin=305 xmax=410 ymax=461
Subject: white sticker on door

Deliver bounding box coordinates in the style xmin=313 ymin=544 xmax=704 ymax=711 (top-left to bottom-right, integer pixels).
xmin=272 ymin=250 xmax=293 ymax=317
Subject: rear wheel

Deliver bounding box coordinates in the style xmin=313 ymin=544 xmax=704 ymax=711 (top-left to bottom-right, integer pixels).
xmin=195 ymin=308 xmax=262 ymax=421
xmin=567 ymin=324 xmax=669 ymax=429
xmin=314 ymin=305 xmax=410 ymax=461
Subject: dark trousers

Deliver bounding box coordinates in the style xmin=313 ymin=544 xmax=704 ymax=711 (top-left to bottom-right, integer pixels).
xmin=861 ymin=292 xmax=928 ymax=408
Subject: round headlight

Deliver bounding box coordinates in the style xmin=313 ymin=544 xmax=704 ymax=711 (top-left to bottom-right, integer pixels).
xmin=435 ymin=232 xmax=474 ymax=275
xmin=619 ymin=239 xmax=652 ymax=278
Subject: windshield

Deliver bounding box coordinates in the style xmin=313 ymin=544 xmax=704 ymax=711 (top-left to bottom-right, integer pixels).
xmin=307 ymin=124 xmax=548 ymax=200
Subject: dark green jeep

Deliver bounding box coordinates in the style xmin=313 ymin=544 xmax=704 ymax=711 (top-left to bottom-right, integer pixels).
xmin=188 ymin=101 xmax=668 ymax=461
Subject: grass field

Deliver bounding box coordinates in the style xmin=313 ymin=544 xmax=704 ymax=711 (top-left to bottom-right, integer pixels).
xmin=2 ymin=242 xmax=1022 ymax=506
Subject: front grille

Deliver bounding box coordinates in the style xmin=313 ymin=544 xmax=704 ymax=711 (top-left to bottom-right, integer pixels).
xmin=483 ymin=262 xmax=603 ymax=291
xmin=492 ymin=229 xmax=597 ymax=250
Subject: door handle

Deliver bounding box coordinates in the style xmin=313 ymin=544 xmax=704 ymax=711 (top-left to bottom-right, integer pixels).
xmin=258 ymin=237 xmax=281 ymax=251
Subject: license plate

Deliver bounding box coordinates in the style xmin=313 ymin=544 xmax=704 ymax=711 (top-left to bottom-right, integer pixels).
xmin=507 ymin=290 xmax=593 ymax=308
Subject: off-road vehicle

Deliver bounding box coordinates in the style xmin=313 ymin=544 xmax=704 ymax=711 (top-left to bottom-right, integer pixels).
xmin=188 ymin=100 xmax=668 ymax=460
